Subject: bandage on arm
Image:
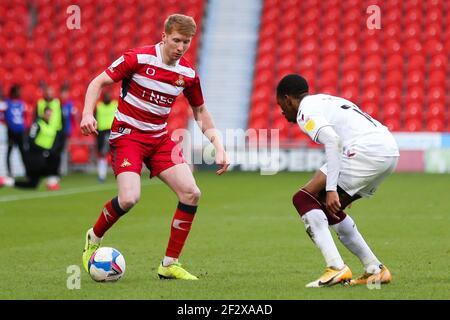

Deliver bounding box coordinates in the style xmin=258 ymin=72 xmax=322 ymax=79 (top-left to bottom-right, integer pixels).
xmin=316 ymin=126 xmax=342 ymax=191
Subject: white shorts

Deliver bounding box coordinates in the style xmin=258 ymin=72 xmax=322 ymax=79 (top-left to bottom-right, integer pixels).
xmin=320 ymin=153 xmax=399 ymax=198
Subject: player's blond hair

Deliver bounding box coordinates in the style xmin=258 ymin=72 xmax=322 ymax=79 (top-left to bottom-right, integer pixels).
xmin=164 ymin=14 xmax=196 ymax=37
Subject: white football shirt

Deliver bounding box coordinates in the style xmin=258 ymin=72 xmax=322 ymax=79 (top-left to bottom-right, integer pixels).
xmin=297 ymin=94 xmax=399 ymax=156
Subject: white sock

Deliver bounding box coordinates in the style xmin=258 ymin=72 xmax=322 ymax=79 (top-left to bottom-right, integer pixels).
xmin=302 ymin=209 xmax=345 ymax=269
xmin=47 ymin=176 xmax=60 ymax=185
xmin=98 ymin=158 xmax=107 ymax=180
xmin=162 ymin=256 xmax=178 ymax=267
xmin=89 ymin=228 xmax=103 ymax=244
xmin=4 ymin=176 xmax=15 ymax=187
xmin=331 ymin=215 xmax=382 ymax=273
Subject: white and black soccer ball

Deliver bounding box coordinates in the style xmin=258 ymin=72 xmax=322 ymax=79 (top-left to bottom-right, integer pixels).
xmin=88 ymin=247 xmax=126 ymax=282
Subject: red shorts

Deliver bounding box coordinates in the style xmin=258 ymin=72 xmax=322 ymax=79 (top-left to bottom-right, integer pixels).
xmin=109 ymin=130 xmax=185 ymax=178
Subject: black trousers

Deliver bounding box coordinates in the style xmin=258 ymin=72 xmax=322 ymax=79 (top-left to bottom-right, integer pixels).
xmin=47 ymin=131 xmax=66 ymax=177
xmin=14 ymin=151 xmax=51 ymax=189
xmin=6 ymin=129 xmax=25 ymax=176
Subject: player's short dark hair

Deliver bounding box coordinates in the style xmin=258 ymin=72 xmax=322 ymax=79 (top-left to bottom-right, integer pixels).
xmin=9 ymin=84 xmax=21 ymax=99
xmin=276 ymin=74 xmax=309 ymax=98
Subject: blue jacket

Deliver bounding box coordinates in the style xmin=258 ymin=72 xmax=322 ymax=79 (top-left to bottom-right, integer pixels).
xmin=5 ymin=99 xmax=25 ymax=133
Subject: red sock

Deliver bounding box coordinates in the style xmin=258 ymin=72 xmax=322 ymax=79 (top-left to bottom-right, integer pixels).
xmin=93 ymin=197 xmax=127 ymax=237
xmin=165 ymin=202 xmax=197 ymax=259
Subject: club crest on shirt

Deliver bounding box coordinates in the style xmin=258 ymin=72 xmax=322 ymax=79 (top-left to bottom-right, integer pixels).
xmin=174 ymin=75 xmax=185 ymax=87
xmin=120 ymin=158 xmax=132 ymax=168
xmin=305 ymin=119 xmax=316 ymax=132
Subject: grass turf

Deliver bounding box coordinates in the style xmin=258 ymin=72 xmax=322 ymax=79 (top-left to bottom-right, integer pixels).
xmin=0 ymin=171 xmax=448 ymax=299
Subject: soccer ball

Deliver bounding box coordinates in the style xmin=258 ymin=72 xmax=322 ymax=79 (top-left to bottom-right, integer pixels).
xmin=88 ymin=247 xmax=126 ymax=282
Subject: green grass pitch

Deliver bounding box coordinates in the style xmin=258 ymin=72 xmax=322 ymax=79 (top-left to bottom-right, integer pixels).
xmin=0 ymin=171 xmax=448 ymax=299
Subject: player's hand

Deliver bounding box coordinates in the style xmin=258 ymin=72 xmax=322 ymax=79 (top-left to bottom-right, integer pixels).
xmin=80 ymin=114 xmax=98 ymax=136
xmin=326 ymin=191 xmax=341 ymax=217
xmin=215 ymin=149 xmax=230 ymax=175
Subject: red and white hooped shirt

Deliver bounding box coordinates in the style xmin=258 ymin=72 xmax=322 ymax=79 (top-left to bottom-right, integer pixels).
xmin=105 ymin=43 xmax=204 ymax=139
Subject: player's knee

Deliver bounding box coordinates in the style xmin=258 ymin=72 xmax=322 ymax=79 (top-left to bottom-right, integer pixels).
xmin=292 ymin=189 xmax=321 ymax=216
xmin=119 ymin=193 xmax=140 ymax=211
xmin=180 ymin=186 xmax=201 ymax=205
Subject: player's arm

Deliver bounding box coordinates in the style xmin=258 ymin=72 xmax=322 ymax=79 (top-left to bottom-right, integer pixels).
xmin=80 ymin=72 xmax=114 ymax=136
xmin=191 ymin=104 xmax=229 ymax=175
xmin=316 ymin=126 xmax=343 ymax=215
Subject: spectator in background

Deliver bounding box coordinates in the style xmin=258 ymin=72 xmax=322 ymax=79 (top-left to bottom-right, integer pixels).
xmin=0 ymin=86 xmax=7 ymax=123
xmin=60 ymin=86 xmax=76 ymax=174
xmin=36 ymin=86 xmax=63 ymax=190
xmin=95 ymin=91 xmax=117 ymax=182
xmin=60 ymin=86 xmax=76 ymax=139
xmin=5 ymin=85 xmax=26 ymax=177
xmin=0 ymin=106 xmax=57 ymax=189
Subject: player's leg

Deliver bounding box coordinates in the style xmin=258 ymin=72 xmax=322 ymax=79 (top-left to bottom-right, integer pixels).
xmin=46 ymin=131 xmax=64 ymax=190
xmin=292 ymin=169 xmax=351 ymax=287
xmin=82 ymin=137 xmax=143 ymax=272
xmin=319 ymin=188 xmax=384 ymax=277
xmin=327 ymin=155 xmax=398 ymax=285
xmin=6 ymin=129 xmax=14 ymax=177
xmin=97 ymin=130 xmax=109 ymax=183
xmin=156 ymin=163 xmax=200 ymax=280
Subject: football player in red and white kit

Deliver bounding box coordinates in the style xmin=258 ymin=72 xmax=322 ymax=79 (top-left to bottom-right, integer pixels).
xmin=80 ymin=14 xmax=229 ymax=280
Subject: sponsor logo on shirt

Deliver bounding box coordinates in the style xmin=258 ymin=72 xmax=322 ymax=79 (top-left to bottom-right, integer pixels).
xmin=148 ymin=91 xmax=175 ymax=105
xmin=118 ymin=126 xmax=131 ymax=134
xmin=305 ymin=119 xmax=316 ymax=132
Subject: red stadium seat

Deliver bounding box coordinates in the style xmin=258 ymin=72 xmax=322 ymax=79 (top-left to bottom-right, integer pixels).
xmin=384 ymin=101 xmax=401 ymax=118
xmin=403 ymin=39 xmax=423 ymax=55
xmin=384 ymin=117 xmax=401 ymax=131
xmin=406 ymin=86 xmax=425 ymax=104
xmin=403 ymin=22 xmax=421 ymax=41
xmin=385 ymin=71 xmax=403 ymax=89
xmin=428 ymin=70 xmax=446 ymax=88
xmin=425 ymin=7 xmax=443 ymax=25
xmin=385 ymin=86 xmax=402 ymax=103
xmin=428 ymin=86 xmax=445 ymax=103
xmin=361 ymin=101 xmax=379 ymax=120
xmin=408 ymin=54 xmax=426 ymax=71
xmin=429 ymin=53 xmax=448 ymax=71
xmin=406 ymin=70 xmax=425 ymax=88
xmin=386 ymin=54 xmax=403 ymax=69
xmin=426 ymin=118 xmax=445 ymax=132
xmin=361 ymin=85 xmax=381 ymax=105
xmin=404 ymin=118 xmax=423 ymax=132
xmin=426 ymin=102 xmax=445 ymax=120
xmin=423 ymin=39 xmax=444 ymax=55
xmin=320 ymin=85 xmax=338 ymax=96
xmin=362 ymin=69 xmax=381 ymax=88
xmin=70 ymin=145 xmax=90 ymax=165
xmin=404 ymin=102 xmax=423 ymax=121
xmin=319 ymin=71 xmax=338 ymax=87
xmin=340 ymin=85 xmax=359 ymax=102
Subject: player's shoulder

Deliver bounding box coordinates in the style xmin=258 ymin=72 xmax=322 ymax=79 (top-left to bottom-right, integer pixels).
xmin=299 ymin=94 xmax=328 ymax=112
xmin=125 ymin=45 xmax=157 ymax=56
xmin=178 ymin=55 xmax=195 ymax=70
xmin=301 ymin=93 xmax=352 ymax=110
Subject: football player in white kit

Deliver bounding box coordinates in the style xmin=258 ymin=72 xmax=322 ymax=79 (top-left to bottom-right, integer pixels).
xmin=276 ymin=74 xmax=399 ymax=288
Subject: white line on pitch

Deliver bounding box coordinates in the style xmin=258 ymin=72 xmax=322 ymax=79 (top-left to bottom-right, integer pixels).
xmin=0 ymin=180 xmax=161 ymax=203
